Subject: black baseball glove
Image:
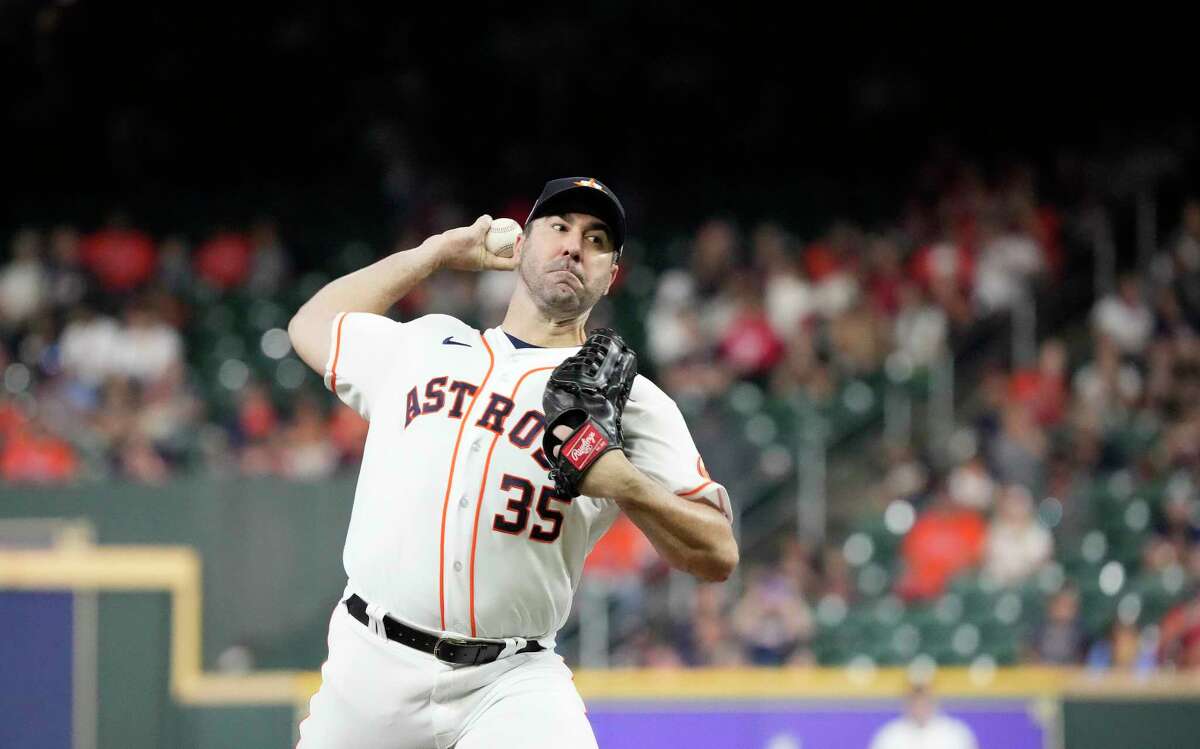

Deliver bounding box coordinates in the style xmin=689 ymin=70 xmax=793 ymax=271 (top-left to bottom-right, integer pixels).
xmin=542 ymin=328 xmax=638 ymax=498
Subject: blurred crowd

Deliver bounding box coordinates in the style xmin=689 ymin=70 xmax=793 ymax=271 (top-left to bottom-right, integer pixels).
xmin=0 ymin=159 xmax=1062 ymax=484
xmin=0 ymin=217 xmax=372 ymax=484
xmin=4 ymin=158 xmax=1200 ymax=674
xmin=602 ymin=195 xmax=1200 ymax=673
xmin=643 ymin=161 xmax=1061 ymax=402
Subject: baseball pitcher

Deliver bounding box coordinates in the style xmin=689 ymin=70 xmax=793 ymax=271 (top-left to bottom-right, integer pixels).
xmin=288 ymin=177 xmax=738 ymax=748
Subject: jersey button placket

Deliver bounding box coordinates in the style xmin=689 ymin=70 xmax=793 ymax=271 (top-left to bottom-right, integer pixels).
xmin=451 ymin=424 xmax=487 ymax=633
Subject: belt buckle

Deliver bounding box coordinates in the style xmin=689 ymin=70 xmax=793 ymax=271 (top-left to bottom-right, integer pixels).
xmin=434 ymin=635 xmax=475 ymax=665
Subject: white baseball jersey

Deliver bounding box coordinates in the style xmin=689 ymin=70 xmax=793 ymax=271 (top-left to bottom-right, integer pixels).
xmin=323 ymin=312 xmax=730 ymax=642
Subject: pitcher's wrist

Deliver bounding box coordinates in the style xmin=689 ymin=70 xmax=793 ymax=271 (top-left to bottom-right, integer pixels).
xmin=411 ymin=239 xmax=445 ymax=273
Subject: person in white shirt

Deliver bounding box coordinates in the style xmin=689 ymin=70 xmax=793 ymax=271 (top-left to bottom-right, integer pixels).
xmin=983 ymin=483 xmax=1053 ymax=587
xmin=870 ymin=682 xmax=979 ymax=749
xmin=1091 ymin=274 xmax=1154 ymax=355
xmin=973 ymin=219 xmax=1044 ymax=315
xmin=0 ymin=229 xmax=48 ymax=331
xmin=110 ymin=302 xmax=184 ymax=385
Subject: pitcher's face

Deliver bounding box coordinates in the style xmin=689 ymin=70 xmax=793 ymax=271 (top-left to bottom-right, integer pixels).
xmin=516 ymin=213 xmax=617 ymax=316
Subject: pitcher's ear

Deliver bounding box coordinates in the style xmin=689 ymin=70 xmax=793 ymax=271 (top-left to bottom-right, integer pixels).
xmin=604 ymin=263 xmax=619 ymax=295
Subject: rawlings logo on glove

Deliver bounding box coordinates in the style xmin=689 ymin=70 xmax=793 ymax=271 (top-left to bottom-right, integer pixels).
xmin=542 ymin=328 xmax=637 ymax=498
xmin=563 ymin=424 xmax=608 ymax=469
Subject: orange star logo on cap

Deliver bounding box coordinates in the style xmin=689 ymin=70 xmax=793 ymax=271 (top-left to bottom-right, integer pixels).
xmin=574 ymin=178 xmax=605 ymax=191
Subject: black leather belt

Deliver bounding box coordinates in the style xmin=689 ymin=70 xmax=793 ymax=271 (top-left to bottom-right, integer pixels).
xmin=344 ymin=594 xmax=544 ymax=666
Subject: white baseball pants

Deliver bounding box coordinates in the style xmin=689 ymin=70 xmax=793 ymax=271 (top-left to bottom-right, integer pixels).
xmin=297 ymin=599 xmax=598 ymax=749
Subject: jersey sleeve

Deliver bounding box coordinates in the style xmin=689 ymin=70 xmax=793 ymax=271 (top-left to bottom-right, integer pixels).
xmin=323 ymin=312 xmax=407 ymax=420
xmin=620 ymin=376 xmax=732 ymax=521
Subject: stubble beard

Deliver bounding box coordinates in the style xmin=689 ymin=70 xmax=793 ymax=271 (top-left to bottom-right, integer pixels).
xmin=518 ymin=253 xmax=604 ymax=319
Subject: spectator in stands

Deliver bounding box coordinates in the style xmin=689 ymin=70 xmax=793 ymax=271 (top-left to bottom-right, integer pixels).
xmin=235 ymin=382 xmax=278 ymax=444
xmin=777 ymin=536 xmax=819 ymax=597
xmin=865 ymin=234 xmax=906 ymax=318
xmin=246 ymin=218 xmax=293 ymax=295
xmin=685 ymin=612 xmax=745 ymax=667
xmin=972 ymin=364 xmax=1009 ymax=446
xmin=1151 ymin=288 xmax=1195 ymax=346
xmin=1072 ymin=336 xmax=1144 ymax=427
xmin=828 ymin=296 xmax=887 ymax=376
xmin=987 ymin=401 xmax=1048 ymax=491
xmin=907 ymin=226 xmax=973 ymax=328
xmin=0 ymin=229 xmax=48 ymax=336
xmin=110 ymin=298 xmax=184 ymax=386
xmin=679 ymin=583 xmax=745 ymax=667
xmin=278 ymin=395 xmax=339 ymax=480
xmin=328 ymin=403 xmax=369 ymax=467
xmin=194 ymin=230 xmax=254 ymax=290
xmin=1092 ymin=274 xmax=1155 ymax=356
xmin=45 ymin=225 xmax=87 ymax=310
xmin=58 ymin=304 xmax=118 ymax=391
xmin=1088 ymin=618 xmax=1156 ymax=673
xmin=893 ymin=283 xmax=948 ymax=369
xmin=1165 ymin=198 xmax=1200 ymax=330
xmin=135 ymin=359 xmax=201 ymax=466
xmin=0 ymin=392 xmax=25 ymax=440
xmin=803 ymin=221 xmax=860 ymax=287
xmin=89 ymin=376 xmax=136 ymax=465
xmin=756 ymin=222 xmax=814 ymax=337
xmin=1044 ymin=451 xmax=1097 ymax=549
xmin=1154 ymin=480 xmax=1200 ymax=562
xmin=1146 ymin=292 xmax=1197 ymax=413
xmin=983 ymin=484 xmax=1053 ymax=587
xmin=897 ymin=485 xmax=986 ymax=600
xmin=878 ymin=443 xmax=928 ymax=506
xmin=1140 ymin=537 xmax=1180 ymax=582
xmin=1032 ymin=585 xmax=1087 ymax=664
xmin=80 ymin=217 xmax=157 ymax=293
xmin=156 ymin=235 xmax=194 ymax=295
xmin=1159 ymin=591 xmax=1200 ymax=669
xmin=972 ymin=210 xmax=1044 ymax=314
xmin=617 ymin=626 xmax=685 ymax=669
xmin=1009 ymin=339 xmax=1068 ymax=427
xmin=239 ymin=435 xmax=279 ymax=476
xmin=946 ymin=456 xmax=996 ymax=512
xmin=808 ymin=226 xmax=861 ymax=321
xmin=0 ymin=418 xmax=78 ymax=484
xmin=15 ymin=312 xmax=60 ymax=379
xmin=646 ymin=272 xmax=701 ymax=367
xmin=718 ymin=271 xmax=785 ymax=380
xmin=730 ymin=564 xmax=815 ymax=664
xmin=1187 ymin=544 xmax=1200 ymax=588
xmin=688 ymin=218 xmax=741 ymax=342
xmin=118 ymin=432 xmax=171 ymax=484
xmin=643 ymin=638 xmax=687 ymax=668
xmin=819 ymin=543 xmax=855 ymax=600
xmin=1007 ymin=174 xmax=1063 ymax=278
xmin=645 ymin=271 xmax=731 ymax=399
xmin=868 ymin=679 xmax=979 ymax=749
xmin=1161 ymin=406 xmax=1200 ymax=470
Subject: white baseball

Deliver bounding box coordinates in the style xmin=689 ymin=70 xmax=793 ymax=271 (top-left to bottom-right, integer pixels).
xmin=485 ymin=218 xmax=522 ymax=258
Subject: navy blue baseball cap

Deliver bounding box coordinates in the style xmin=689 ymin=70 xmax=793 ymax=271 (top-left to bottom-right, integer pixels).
xmin=525 ymin=177 xmax=626 ymax=253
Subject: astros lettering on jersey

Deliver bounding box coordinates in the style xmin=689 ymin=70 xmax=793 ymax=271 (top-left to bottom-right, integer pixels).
xmin=324 ymin=311 xmax=731 ymax=641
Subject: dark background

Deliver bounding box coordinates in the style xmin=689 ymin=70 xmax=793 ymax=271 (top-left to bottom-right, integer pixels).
xmin=3 ymin=2 xmax=1196 ymax=258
